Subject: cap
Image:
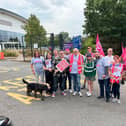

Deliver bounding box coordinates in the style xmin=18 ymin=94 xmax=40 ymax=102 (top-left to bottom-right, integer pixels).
xmin=65 ymin=48 xmax=70 ymax=51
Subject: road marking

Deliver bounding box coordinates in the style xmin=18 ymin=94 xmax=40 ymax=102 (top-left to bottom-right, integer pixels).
xmin=7 ymin=92 xmax=40 ymax=105
xmin=0 ymin=67 xmax=20 ymax=73
xmin=0 ymin=75 xmax=84 ymax=104
xmin=0 ymin=75 xmax=41 ymax=104
xmin=18 ymin=87 xmax=26 ymax=92
xmin=0 ymin=86 xmax=18 ymax=91
xmin=3 ymin=80 xmax=25 ymax=87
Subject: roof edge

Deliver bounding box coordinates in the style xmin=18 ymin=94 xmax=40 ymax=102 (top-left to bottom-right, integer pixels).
xmin=0 ymin=8 xmax=27 ymax=23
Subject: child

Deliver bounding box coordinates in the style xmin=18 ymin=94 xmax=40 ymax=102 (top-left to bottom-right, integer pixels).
xmin=109 ymin=55 xmax=123 ymax=104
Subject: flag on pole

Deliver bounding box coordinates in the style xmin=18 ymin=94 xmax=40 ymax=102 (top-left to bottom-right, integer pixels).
xmin=121 ymin=43 xmax=126 ymax=62
xmin=96 ymin=34 xmax=105 ymax=56
xmin=122 ymin=43 xmax=126 ymax=58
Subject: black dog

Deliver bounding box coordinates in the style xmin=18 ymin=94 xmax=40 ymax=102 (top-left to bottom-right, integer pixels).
xmin=22 ymin=79 xmax=50 ymax=100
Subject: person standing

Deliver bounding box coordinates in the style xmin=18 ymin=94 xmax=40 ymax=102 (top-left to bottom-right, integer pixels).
xmin=95 ymin=52 xmax=110 ymax=102
xmin=52 ymin=51 xmax=67 ymax=97
xmin=104 ymin=48 xmax=114 ymax=66
xmin=31 ymin=51 xmax=44 ymax=83
xmin=104 ymin=48 xmax=114 ymax=97
xmin=84 ymin=53 xmax=96 ymax=97
xmin=64 ymin=48 xmax=72 ymax=92
xmin=109 ymin=55 xmax=123 ymax=104
xmin=82 ymin=47 xmax=94 ymax=89
xmin=69 ymin=48 xmax=83 ymax=97
xmin=53 ymin=49 xmax=59 ymax=59
xmin=44 ymin=52 xmax=53 ymax=94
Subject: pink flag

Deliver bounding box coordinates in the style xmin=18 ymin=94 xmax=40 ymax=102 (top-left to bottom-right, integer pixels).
xmin=96 ymin=34 xmax=105 ymax=56
xmin=121 ymin=44 xmax=126 ymax=59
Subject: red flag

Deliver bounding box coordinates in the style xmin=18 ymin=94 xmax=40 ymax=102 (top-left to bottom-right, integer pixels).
xmin=121 ymin=44 xmax=126 ymax=68
xmin=96 ymin=34 xmax=105 ymax=56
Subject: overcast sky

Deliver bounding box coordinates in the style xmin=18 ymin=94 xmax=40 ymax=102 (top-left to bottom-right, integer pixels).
xmin=0 ymin=0 xmax=86 ymax=37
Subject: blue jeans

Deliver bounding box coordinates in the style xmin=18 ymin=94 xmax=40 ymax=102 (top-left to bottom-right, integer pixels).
xmin=98 ymin=78 xmax=110 ymax=99
xmin=71 ymin=73 xmax=81 ymax=92
xmin=35 ymin=71 xmax=44 ymax=83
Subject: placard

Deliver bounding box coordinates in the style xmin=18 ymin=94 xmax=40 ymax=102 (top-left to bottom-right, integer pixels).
xmin=56 ymin=59 xmax=69 ymax=72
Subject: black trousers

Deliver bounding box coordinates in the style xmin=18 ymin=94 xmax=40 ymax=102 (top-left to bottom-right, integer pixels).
xmin=112 ymin=83 xmax=120 ymax=99
xmin=45 ymin=71 xmax=53 ymax=93
xmin=64 ymin=71 xmax=72 ymax=90
xmin=53 ymin=74 xmax=66 ymax=92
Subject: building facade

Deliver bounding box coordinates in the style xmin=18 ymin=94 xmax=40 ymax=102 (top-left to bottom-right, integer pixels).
xmin=0 ymin=8 xmax=27 ymax=50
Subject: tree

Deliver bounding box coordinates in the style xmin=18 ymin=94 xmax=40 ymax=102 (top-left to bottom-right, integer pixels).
xmin=80 ymin=37 xmax=95 ymax=55
xmin=23 ymin=14 xmax=47 ymax=47
xmin=83 ymin=0 xmax=126 ymax=54
xmin=60 ymin=32 xmax=71 ymax=42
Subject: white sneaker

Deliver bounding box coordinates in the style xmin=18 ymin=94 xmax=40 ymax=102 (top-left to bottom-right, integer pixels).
xmin=69 ymin=89 xmax=73 ymax=93
xmin=61 ymin=92 xmax=67 ymax=96
xmin=112 ymin=98 xmax=117 ymax=103
xmin=117 ymin=99 xmax=121 ymax=104
xmin=73 ymin=91 xmax=77 ymax=96
xmin=78 ymin=92 xmax=83 ymax=97
xmin=86 ymin=92 xmax=92 ymax=97
xmin=52 ymin=93 xmax=56 ymax=98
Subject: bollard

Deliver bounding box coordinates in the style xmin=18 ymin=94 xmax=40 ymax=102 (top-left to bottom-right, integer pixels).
xmin=0 ymin=52 xmax=4 ymax=60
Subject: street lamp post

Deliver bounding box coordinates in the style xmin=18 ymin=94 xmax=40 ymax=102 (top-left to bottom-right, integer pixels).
xmin=22 ymin=36 xmax=25 ymax=62
xmin=50 ymin=33 xmax=54 ymax=58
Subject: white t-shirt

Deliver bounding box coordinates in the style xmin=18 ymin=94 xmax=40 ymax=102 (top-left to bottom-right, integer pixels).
xmin=104 ymin=55 xmax=114 ymax=67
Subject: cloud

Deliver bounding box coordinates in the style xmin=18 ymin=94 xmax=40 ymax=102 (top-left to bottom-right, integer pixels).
xmin=0 ymin=0 xmax=86 ymax=37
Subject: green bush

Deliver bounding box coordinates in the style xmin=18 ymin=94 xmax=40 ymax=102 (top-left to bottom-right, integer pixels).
xmin=2 ymin=50 xmax=19 ymax=57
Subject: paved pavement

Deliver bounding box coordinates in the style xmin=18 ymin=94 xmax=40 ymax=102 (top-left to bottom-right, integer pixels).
xmin=0 ymin=60 xmax=126 ymax=126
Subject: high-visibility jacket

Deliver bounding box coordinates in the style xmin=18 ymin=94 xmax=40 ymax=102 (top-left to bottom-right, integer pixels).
xmin=110 ymin=63 xmax=123 ymax=84
xmin=69 ymin=54 xmax=83 ymax=74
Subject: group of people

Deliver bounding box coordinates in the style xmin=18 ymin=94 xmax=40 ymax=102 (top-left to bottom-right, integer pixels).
xmin=31 ymin=47 xmax=125 ymax=104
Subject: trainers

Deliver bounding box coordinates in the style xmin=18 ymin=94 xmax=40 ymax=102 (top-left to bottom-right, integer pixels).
xmin=61 ymin=92 xmax=67 ymax=96
xmin=117 ymin=99 xmax=120 ymax=104
xmin=44 ymin=93 xmax=51 ymax=97
xmin=86 ymin=92 xmax=92 ymax=97
xmin=78 ymin=92 xmax=83 ymax=97
xmin=73 ymin=91 xmax=77 ymax=96
xmin=69 ymin=89 xmax=73 ymax=93
xmin=52 ymin=93 xmax=56 ymax=98
xmin=112 ymin=98 xmax=117 ymax=103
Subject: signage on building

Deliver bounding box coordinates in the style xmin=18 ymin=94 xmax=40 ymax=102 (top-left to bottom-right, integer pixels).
xmin=72 ymin=35 xmax=81 ymax=49
xmin=33 ymin=43 xmax=38 ymax=49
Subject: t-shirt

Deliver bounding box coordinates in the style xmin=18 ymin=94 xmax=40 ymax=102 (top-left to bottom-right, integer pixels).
xmin=110 ymin=63 xmax=123 ymax=77
xmin=71 ymin=55 xmax=79 ymax=74
xmin=65 ymin=54 xmax=70 ymax=60
xmin=45 ymin=59 xmax=52 ymax=68
xmin=104 ymin=55 xmax=114 ymax=67
xmin=96 ymin=57 xmax=109 ymax=80
xmin=31 ymin=57 xmax=44 ymax=73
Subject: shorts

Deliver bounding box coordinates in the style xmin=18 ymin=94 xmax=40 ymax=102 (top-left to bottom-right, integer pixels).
xmin=85 ymin=76 xmax=95 ymax=81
